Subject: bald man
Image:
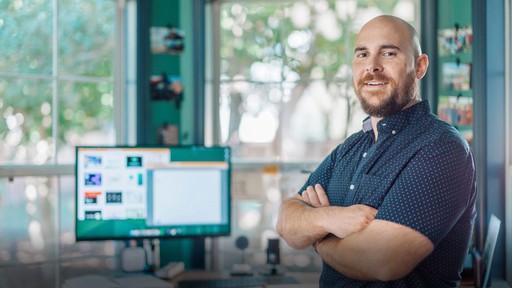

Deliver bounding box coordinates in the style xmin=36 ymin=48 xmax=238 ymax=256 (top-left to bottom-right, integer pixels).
xmin=276 ymin=15 xmax=476 ymax=287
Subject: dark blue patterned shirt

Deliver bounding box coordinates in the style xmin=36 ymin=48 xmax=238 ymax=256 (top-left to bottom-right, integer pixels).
xmin=300 ymin=100 xmax=477 ymax=287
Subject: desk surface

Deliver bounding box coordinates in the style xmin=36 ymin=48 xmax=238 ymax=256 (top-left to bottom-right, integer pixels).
xmin=170 ymin=270 xmax=320 ymax=288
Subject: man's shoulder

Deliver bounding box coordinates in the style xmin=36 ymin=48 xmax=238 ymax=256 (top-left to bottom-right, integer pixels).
xmin=335 ymin=130 xmax=368 ymax=152
xmin=418 ymin=114 xmax=470 ymax=145
xmin=416 ymin=116 xmax=473 ymax=157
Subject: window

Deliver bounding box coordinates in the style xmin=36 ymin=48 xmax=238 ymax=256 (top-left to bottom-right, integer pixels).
xmin=208 ymin=0 xmax=419 ymax=162
xmin=206 ymin=0 xmax=419 ymax=273
xmin=0 ymin=0 xmax=118 ymax=165
xmin=0 ymin=1 xmax=134 ymax=287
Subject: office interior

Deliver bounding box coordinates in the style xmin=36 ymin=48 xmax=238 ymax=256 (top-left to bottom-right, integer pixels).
xmin=0 ymin=0 xmax=511 ymax=287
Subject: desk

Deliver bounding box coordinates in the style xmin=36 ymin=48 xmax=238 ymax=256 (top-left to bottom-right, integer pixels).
xmin=170 ymin=270 xmax=320 ymax=288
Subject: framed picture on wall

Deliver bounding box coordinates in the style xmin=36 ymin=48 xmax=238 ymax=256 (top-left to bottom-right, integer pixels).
xmin=150 ymin=26 xmax=184 ymax=54
xmin=150 ymin=74 xmax=183 ymax=108
xmin=437 ymin=95 xmax=473 ymax=126
xmin=441 ymin=62 xmax=472 ymax=91
xmin=438 ymin=26 xmax=473 ymax=56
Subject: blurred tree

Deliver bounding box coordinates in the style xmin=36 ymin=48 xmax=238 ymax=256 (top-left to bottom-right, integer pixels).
xmin=0 ymin=0 xmax=115 ymax=163
xmin=217 ymin=0 xmax=412 ymax=159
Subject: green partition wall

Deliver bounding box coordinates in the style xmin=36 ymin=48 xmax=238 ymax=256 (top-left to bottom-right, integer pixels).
xmin=136 ymin=0 xmax=206 ymax=269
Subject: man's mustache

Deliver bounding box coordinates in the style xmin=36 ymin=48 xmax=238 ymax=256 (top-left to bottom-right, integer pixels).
xmin=357 ymin=75 xmax=393 ymax=87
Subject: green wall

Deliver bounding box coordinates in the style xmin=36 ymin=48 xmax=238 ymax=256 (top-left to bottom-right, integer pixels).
xmin=437 ymin=0 xmax=472 ymax=29
xmin=149 ymin=0 xmax=182 ymax=145
xmin=146 ymin=0 xmax=204 ymax=269
xmin=179 ymin=0 xmax=196 ymax=145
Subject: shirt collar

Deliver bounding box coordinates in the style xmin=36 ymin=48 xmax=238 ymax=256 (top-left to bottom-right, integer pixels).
xmin=361 ymin=100 xmax=431 ymax=134
xmin=362 ymin=116 xmax=373 ymax=133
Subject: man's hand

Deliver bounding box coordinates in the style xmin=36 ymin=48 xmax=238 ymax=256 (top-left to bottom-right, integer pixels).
xmin=301 ymin=184 xmax=331 ymax=207
xmin=300 ymin=184 xmax=376 ymax=239
xmin=325 ymin=204 xmax=377 ymax=239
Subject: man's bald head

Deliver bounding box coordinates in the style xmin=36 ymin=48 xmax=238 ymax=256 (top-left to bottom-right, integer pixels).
xmin=359 ymin=15 xmax=422 ymax=60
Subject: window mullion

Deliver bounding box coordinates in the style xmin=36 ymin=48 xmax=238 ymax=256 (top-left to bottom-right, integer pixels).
xmin=52 ymin=0 xmax=59 ymax=164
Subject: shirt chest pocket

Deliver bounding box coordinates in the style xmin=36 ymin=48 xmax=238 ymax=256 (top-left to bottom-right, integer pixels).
xmin=352 ymin=174 xmax=392 ymax=208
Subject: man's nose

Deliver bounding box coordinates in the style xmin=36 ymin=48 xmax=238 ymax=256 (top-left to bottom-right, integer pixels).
xmin=366 ymin=57 xmax=383 ymax=72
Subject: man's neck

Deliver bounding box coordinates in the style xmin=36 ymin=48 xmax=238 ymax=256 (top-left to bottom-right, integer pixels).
xmin=371 ymin=117 xmax=382 ymax=142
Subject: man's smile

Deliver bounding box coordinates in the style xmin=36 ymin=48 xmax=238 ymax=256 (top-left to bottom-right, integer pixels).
xmin=366 ymin=81 xmax=387 ymax=86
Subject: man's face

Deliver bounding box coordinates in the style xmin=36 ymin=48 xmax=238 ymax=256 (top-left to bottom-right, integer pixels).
xmin=352 ymin=18 xmax=418 ymax=118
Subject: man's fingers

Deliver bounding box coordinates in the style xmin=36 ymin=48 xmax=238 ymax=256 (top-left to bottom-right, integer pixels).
xmin=306 ymin=186 xmax=322 ymax=206
xmin=300 ymin=185 xmax=331 ymax=208
xmin=302 ymin=188 xmax=319 ymax=207
xmin=302 ymin=189 xmax=312 ymax=205
xmin=314 ymin=184 xmax=330 ymax=206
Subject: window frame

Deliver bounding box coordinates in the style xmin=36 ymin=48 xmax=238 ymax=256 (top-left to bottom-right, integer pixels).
xmin=505 ymin=0 xmax=512 ymax=284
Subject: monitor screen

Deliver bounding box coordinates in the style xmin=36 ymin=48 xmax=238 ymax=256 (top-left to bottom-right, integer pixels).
xmin=75 ymin=146 xmax=231 ymax=241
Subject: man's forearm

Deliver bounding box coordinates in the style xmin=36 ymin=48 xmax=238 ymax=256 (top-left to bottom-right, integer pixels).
xmin=277 ymin=190 xmax=377 ymax=250
xmin=315 ymin=220 xmax=434 ymax=281
xmin=316 ymin=234 xmax=378 ymax=280
xmin=276 ymin=197 xmax=330 ymax=249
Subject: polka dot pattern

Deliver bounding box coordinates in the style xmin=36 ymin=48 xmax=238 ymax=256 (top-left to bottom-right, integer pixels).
xmin=299 ymin=101 xmax=477 ymax=287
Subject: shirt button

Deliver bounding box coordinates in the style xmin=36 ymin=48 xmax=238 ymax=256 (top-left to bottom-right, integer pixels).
xmin=363 ymin=152 xmax=367 ymax=157
xmin=392 ymin=130 xmax=397 ymax=135
xmin=349 ymin=184 xmax=355 ymax=190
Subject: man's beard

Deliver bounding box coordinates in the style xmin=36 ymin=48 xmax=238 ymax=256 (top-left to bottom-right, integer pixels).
xmin=353 ymin=71 xmax=417 ymax=118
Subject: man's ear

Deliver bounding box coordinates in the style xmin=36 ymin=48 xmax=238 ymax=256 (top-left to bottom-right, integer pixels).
xmin=415 ymin=54 xmax=429 ymax=79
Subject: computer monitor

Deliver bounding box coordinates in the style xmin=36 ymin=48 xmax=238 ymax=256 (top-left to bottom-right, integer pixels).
xmin=74 ymin=146 xmax=231 ymax=241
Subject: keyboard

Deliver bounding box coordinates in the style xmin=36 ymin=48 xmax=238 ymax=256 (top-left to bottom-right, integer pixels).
xmin=177 ymin=275 xmax=299 ymax=288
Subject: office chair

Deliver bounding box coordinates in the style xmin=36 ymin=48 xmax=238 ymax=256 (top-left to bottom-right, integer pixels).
xmin=473 ymin=214 xmax=501 ymax=288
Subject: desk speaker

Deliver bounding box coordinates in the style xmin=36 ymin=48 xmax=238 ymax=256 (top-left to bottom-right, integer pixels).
xmin=266 ymin=238 xmax=280 ymax=265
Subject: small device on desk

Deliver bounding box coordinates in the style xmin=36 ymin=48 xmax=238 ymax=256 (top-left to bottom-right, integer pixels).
xmin=155 ymin=261 xmax=185 ymax=279
xmin=262 ymin=238 xmax=285 ymax=276
xmin=231 ymin=236 xmax=253 ymax=276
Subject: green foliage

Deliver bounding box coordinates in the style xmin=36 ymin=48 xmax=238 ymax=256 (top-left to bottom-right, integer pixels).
xmin=219 ymin=0 xmax=404 ymax=82
xmin=0 ymin=0 xmax=116 ymax=163
xmin=217 ymin=0 xmax=415 ymax=147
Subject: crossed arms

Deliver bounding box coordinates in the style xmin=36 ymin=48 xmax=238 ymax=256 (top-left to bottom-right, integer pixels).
xmin=276 ymin=184 xmax=434 ymax=281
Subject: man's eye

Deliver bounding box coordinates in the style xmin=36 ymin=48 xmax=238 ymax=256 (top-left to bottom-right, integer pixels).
xmin=356 ymin=53 xmax=367 ymax=58
xmin=383 ymin=51 xmax=397 ymax=56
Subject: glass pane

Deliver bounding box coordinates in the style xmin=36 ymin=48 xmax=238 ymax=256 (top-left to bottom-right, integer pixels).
xmin=0 ymin=0 xmax=53 ymax=74
xmin=0 ymin=175 xmax=119 ymax=287
xmin=279 ymin=1 xmax=352 ymax=81
xmin=219 ymin=166 xmax=321 ymax=272
xmin=0 ymin=78 xmax=53 ymax=164
xmin=219 ymin=82 xmax=281 ymax=161
xmin=58 ymin=0 xmax=116 ymax=77
xmin=280 ymin=80 xmax=365 ymax=161
xmin=0 ymin=176 xmax=58 ymax=288
xmin=217 ymin=0 xmax=419 ymax=162
xmin=57 ymin=80 xmax=115 ymax=163
xmin=219 ymin=1 xmax=284 ymax=80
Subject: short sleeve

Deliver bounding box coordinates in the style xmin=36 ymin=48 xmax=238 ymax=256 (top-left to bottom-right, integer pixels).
xmin=375 ymin=135 xmax=476 ymax=245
